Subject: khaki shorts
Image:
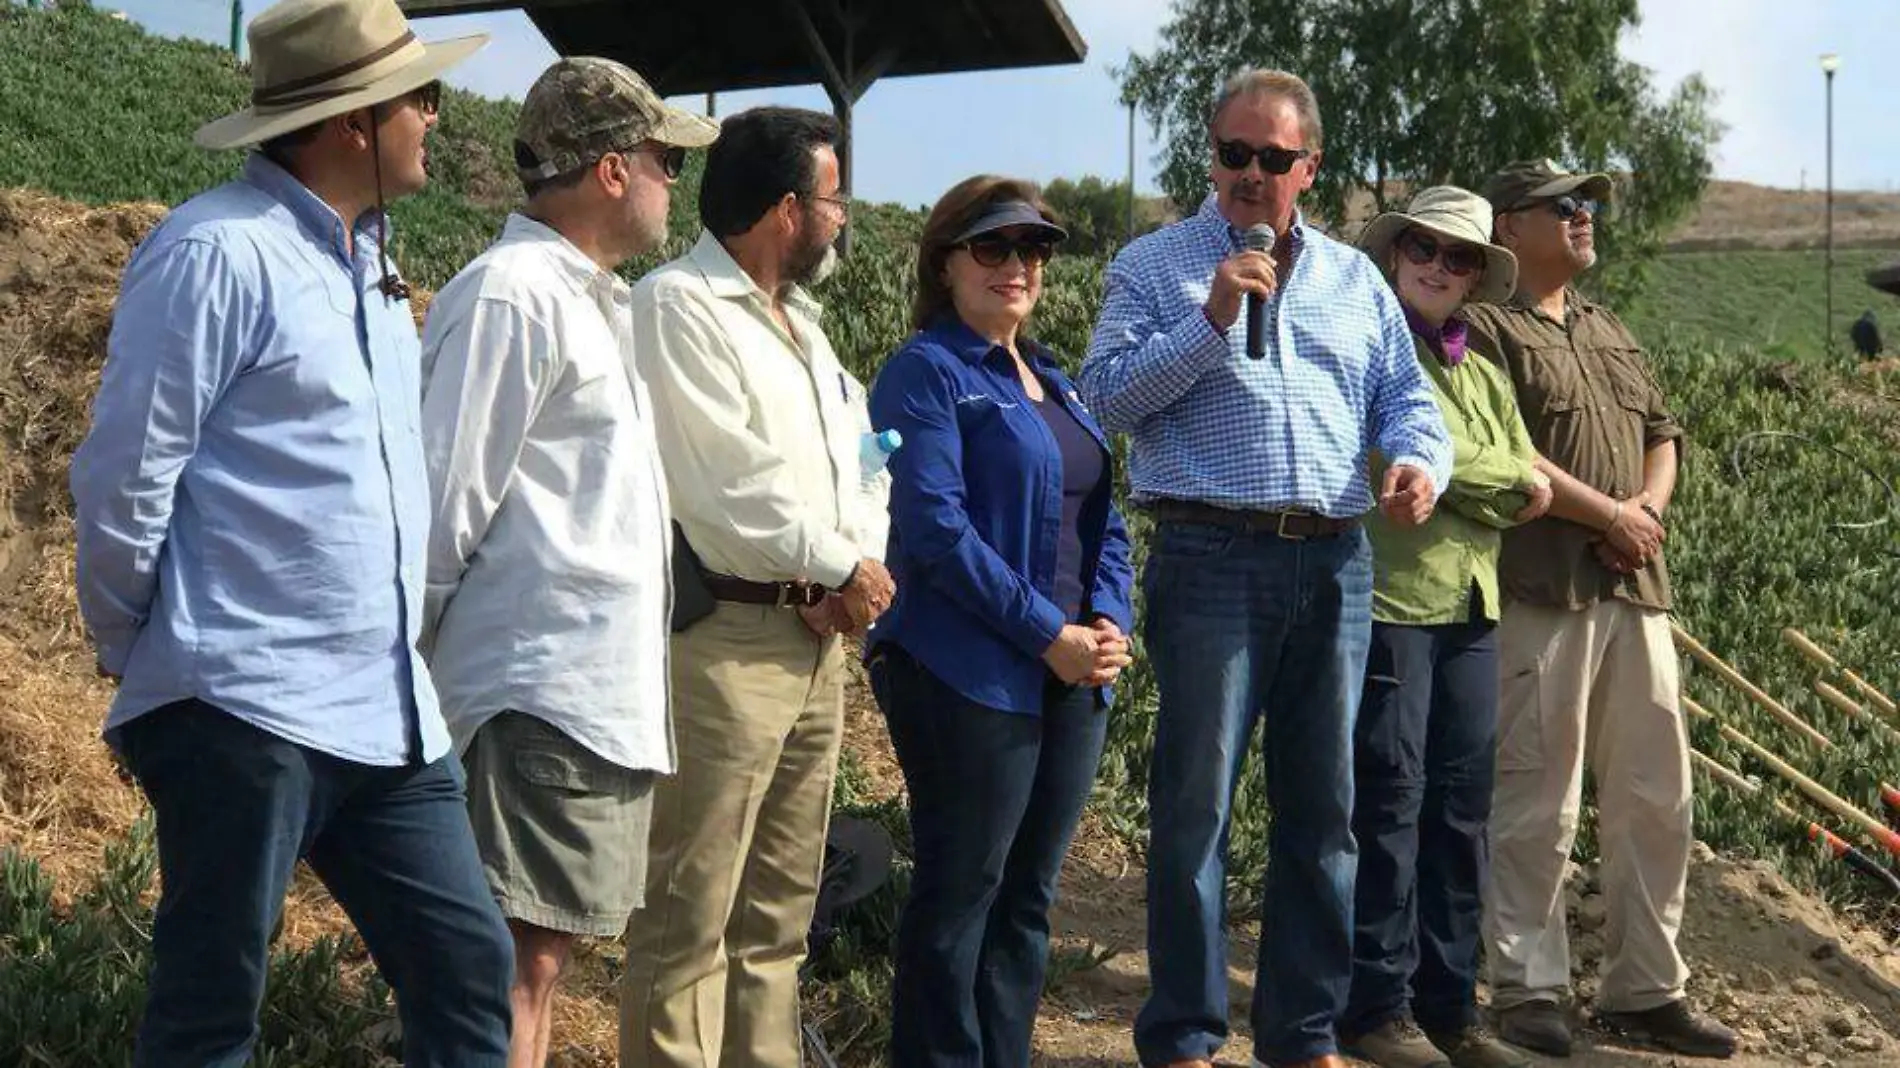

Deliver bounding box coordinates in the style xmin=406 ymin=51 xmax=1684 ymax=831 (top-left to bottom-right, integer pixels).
xmin=463 ymin=711 xmax=654 ymax=936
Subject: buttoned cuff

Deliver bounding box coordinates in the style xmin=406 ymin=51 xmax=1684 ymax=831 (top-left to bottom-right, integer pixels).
xmin=809 ymin=531 xmax=860 ymax=590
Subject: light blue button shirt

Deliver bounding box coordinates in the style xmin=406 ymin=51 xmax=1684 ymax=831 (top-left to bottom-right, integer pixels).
xmin=71 ymin=154 xmax=444 ymax=766
xmin=1079 ymin=195 xmax=1452 ymax=517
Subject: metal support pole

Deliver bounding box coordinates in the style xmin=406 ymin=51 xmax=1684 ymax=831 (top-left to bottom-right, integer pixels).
xmin=231 ymin=1 xmax=244 ymax=57
xmin=1125 ymin=99 xmax=1136 ymax=244
xmin=1822 ymin=56 xmax=1840 ymax=358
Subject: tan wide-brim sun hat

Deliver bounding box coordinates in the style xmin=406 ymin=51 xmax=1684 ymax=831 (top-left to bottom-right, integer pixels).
xmin=194 ymin=0 xmax=488 ymax=151
xmin=1357 ymin=185 xmax=1519 ymax=305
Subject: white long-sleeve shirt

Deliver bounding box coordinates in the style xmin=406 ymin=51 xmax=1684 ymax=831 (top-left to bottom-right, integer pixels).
xmin=633 ymin=231 xmax=887 ymax=586
xmin=418 ymin=214 xmax=673 ymax=772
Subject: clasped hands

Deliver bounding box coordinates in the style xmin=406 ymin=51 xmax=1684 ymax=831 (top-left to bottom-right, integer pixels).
xmin=1592 ymin=490 xmax=1664 ymax=574
xmin=1043 ymin=617 xmax=1135 ymax=688
xmin=797 ymin=557 xmax=895 ymax=638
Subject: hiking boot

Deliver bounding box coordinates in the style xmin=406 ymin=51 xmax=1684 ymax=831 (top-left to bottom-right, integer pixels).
xmin=1495 ymin=999 xmax=1572 ymax=1057
xmin=1595 ymin=999 xmax=1737 ymax=1058
xmin=1425 ymin=1024 xmax=1533 ymax=1068
xmin=1341 ymin=1017 xmax=1451 ymax=1068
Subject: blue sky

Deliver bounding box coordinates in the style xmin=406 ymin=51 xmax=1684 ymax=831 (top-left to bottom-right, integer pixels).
xmin=118 ymin=0 xmax=1900 ymax=206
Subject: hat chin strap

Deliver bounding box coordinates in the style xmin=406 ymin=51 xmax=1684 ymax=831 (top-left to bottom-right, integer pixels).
xmin=369 ymin=116 xmax=409 ymax=303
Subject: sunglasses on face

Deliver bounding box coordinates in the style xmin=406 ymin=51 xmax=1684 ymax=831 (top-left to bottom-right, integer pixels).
xmin=960 ymin=236 xmax=1056 ymax=269
xmin=407 ymin=80 xmax=442 ymax=116
xmin=1395 ymin=229 xmax=1485 ymax=277
xmin=1215 ymin=138 xmax=1310 ymax=175
xmin=626 ymin=143 xmax=687 ymax=180
xmin=1505 ymin=194 xmax=1599 ymax=222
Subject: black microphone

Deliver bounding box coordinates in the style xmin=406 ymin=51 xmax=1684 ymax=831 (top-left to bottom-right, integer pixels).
xmin=1241 ymin=223 xmax=1275 ymax=360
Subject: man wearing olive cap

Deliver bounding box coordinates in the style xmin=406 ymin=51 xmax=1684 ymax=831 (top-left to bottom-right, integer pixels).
xmin=1466 ymin=159 xmax=1735 ymax=1060
xmin=418 ymin=56 xmax=718 ymax=1068
xmin=70 ymin=0 xmax=513 ymax=1064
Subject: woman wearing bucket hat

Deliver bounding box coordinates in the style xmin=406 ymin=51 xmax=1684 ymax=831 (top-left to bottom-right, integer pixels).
xmin=865 ymin=176 xmax=1135 ymax=1068
xmin=70 ymin=1 xmax=513 ymax=1065
xmin=1336 ymin=187 xmax=1547 ymax=1068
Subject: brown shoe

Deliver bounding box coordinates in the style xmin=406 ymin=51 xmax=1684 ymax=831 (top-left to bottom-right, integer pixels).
xmin=1341 ymin=1017 xmax=1451 ymax=1068
xmin=1264 ymin=1057 xmax=1348 ymax=1068
xmin=1425 ymin=1024 xmax=1533 ymax=1068
xmin=1158 ymin=1062 xmax=1213 ymax=1068
xmin=1495 ymin=999 xmax=1572 ymax=1058
xmin=1595 ymin=999 xmax=1737 ymax=1059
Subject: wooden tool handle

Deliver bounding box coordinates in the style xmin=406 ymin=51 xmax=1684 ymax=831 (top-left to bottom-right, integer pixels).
xmin=1674 ymin=624 xmax=1834 ymax=749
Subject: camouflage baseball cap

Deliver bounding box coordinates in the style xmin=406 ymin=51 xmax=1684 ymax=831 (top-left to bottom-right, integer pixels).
xmin=1484 ymin=158 xmax=1614 ymax=214
xmin=515 ymin=57 xmax=719 ymax=182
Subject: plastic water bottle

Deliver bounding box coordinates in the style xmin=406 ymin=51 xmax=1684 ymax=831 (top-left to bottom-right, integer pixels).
xmin=860 ymin=428 xmax=901 ymax=483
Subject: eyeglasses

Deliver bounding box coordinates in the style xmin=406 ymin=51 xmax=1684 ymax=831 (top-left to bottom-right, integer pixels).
xmin=1395 ymin=229 xmax=1485 ymax=277
xmin=405 ymin=80 xmax=442 ymax=117
xmin=1215 ymin=138 xmax=1310 ymax=175
xmin=809 ymin=193 xmax=851 ymax=217
xmin=1505 ymin=194 xmax=1600 ymax=222
xmin=626 ymin=143 xmax=687 ymax=180
xmin=959 ymin=236 xmax=1056 ymax=269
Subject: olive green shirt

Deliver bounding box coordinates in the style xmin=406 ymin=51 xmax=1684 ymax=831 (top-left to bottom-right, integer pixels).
xmin=1368 ymin=333 xmax=1539 ymax=625
xmin=1462 ymin=289 xmax=1685 ymax=611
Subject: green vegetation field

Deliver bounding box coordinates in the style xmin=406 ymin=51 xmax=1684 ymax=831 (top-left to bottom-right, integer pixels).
xmin=7 ymin=3 xmax=1900 ymax=1064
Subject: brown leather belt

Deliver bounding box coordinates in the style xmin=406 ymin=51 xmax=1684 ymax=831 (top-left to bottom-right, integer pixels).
xmin=700 ymin=572 xmax=828 ymax=608
xmin=1149 ymin=498 xmax=1358 ymax=540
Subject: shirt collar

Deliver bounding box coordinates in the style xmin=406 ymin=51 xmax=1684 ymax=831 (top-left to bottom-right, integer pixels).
xmin=1195 ymin=192 xmax=1308 ymax=253
xmin=1504 ymin=283 xmax=1592 ymax=325
xmin=500 ymin=213 xmax=627 ymax=300
xmin=925 ymin=315 xmax=1060 ymax=374
xmin=242 ymin=153 xmax=387 ymax=263
xmin=688 ymin=229 xmax=823 ymax=320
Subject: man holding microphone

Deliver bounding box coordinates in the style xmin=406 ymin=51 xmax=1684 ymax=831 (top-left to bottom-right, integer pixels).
xmin=1079 ymin=68 xmax=1451 ymax=1068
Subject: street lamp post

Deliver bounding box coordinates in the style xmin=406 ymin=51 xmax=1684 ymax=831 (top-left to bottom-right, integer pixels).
xmin=1822 ymin=52 xmax=1841 ymax=358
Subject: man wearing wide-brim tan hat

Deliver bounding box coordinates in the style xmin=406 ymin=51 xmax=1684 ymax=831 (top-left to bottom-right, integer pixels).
xmin=70 ymin=0 xmax=514 ymax=1064
xmin=1465 ymin=158 xmax=1737 ymax=1061
xmin=1338 ymin=185 xmax=1544 ymax=1068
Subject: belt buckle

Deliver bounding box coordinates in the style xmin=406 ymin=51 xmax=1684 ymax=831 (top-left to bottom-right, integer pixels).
xmin=777 ymin=582 xmax=820 ymax=609
xmin=1274 ymin=511 xmax=1309 ymax=541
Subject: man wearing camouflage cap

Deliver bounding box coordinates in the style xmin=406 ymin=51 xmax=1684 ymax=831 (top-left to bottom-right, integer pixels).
xmin=1465 ymin=160 xmax=1735 ymax=1059
xmin=417 ymin=56 xmax=716 ymax=1068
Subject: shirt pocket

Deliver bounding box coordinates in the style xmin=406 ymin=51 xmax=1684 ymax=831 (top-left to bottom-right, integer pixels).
xmin=1517 ymin=346 xmax=1586 ymax=419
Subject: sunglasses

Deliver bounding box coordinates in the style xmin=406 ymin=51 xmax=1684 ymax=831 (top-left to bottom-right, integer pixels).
xmin=629 ymin=143 xmax=688 ymax=180
xmin=1395 ymin=229 xmax=1486 ymax=277
xmin=1506 ymin=194 xmax=1600 ymax=222
xmin=960 ymin=236 xmax=1056 ymax=269
xmin=1215 ymin=138 xmax=1310 ymax=175
xmin=405 ymin=80 xmax=442 ymax=116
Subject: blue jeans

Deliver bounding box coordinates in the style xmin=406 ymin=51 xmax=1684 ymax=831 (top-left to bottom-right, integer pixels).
xmin=1135 ymin=522 xmax=1372 ymax=1067
xmin=1343 ymin=621 xmax=1497 ymax=1038
xmin=872 ymin=644 xmax=1108 ymax=1068
xmin=117 ymin=699 xmax=515 ymax=1068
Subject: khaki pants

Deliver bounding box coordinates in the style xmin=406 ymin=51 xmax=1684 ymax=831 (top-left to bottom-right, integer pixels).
xmin=619 ymin=603 xmax=844 ymax=1068
xmin=1485 ymin=599 xmax=1692 ymax=1013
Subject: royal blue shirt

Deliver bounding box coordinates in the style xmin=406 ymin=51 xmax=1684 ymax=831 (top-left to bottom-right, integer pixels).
xmin=71 ymin=155 xmax=443 ymax=765
xmin=867 ymin=318 xmax=1135 ymax=715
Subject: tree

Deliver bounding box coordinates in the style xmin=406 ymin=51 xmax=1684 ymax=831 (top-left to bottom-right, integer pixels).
xmin=1119 ymin=0 xmax=1723 ymax=303
xmin=1041 ymin=175 xmax=1163 ymax=255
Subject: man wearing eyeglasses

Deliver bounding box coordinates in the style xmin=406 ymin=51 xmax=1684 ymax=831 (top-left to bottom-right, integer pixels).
xmin=1079 ymin=68 xmax=1452 ymax=1068
xmin=1465 ymin=159 xmax=1735 ymax=1060
xmin=618 ymin=106 xmax=893 ymax=1068
xmin=416 ymin=57 xmax=717 ymax=1068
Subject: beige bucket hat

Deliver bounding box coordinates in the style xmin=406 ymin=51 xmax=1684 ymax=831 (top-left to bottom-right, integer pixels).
xmin=1357 ymin=185 xmax=1519 ymax=305
xmin=194 ymin=0 xmax=488 ymax=151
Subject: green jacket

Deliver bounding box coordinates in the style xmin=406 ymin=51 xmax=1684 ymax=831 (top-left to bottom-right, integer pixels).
xmin=1367 ymin=331 xmax=1539 ymax=625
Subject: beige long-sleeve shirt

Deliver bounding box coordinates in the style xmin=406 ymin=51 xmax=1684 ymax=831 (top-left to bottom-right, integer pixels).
xmin=633 ymin=232 xmax=887 ymax=587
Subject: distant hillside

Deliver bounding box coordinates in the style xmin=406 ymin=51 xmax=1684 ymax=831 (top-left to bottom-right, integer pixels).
xmin=1670 ymin=180 xmax=1900 ymax=252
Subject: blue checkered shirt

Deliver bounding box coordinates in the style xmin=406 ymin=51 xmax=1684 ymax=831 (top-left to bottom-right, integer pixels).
xmin=1079 ymin=195 xmax=1451 ymax=517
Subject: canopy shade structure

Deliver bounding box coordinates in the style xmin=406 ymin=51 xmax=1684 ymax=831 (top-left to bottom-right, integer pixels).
xmin=397 ymin=0 xmax=1088 ymax=236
